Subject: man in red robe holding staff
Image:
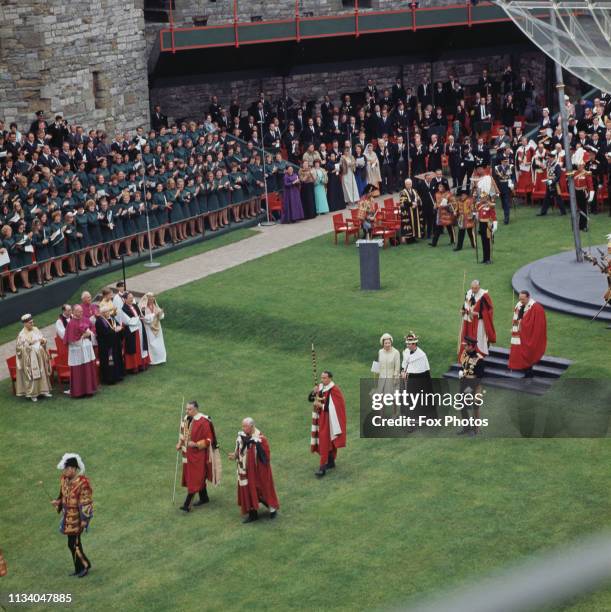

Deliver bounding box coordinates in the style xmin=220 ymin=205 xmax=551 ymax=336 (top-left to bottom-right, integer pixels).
xmin=229 ymin=417 xmax=280 ymax=524
xmin=459 ymin=279 xmax=496 ymax=358
xmin=508 ymin=290 xmax=547 ymax=377
xmin=175 ymin=400 xmax=217 ymax=512
xmin=309 ymin=370 xmax=347 ymax=478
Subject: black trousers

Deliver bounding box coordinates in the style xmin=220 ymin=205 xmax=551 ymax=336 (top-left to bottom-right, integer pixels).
xmin=68 ymin=534 xmax=90 ymax=573
xmin=479 ymin=223 xmax=492 ymax=262
xmin=540 ymin=188 xmax=566 ymax=215
xmin=395 ymin=162 xmax=407 ymax=190
xmin=423 ymin=205 xmax=435 ymax=239
xmin=455 ymin=227 xmax=476 ymax=250
xmin=576 ymin=190 xmax=589 ymax=231
xmin=499 ymin=189 xmax=511 ymax=222
xmin=458 ymin=163 xmax=474 ymax=192
xmin=431 ymin=224 xmax=455 ymax=246
xmin=381 ymin=164 xmax=394 ymax=194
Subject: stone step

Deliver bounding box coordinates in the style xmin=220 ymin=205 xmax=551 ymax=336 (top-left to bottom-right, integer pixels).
xmin=443 ymin=370 xmax=552 ymax=396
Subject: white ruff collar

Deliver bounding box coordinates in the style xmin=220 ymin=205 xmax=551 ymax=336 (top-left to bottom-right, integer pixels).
xmin=321 ymin=382 xmax=335 ymax=392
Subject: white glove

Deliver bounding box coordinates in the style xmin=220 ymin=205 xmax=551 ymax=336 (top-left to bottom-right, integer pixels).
xmin=588 ymin=191 xmax=595 ymax=203
xmin=492 ymin=221 xmax=498 ymax=233
xmin=458 ymin=370 xmax=464 ymax=379
xmin=508 ymin=181 xmax=514 ymax=190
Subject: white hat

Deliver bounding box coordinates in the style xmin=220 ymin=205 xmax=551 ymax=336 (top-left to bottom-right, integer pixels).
xmin=20 ymin=313 xmax=32 ymax=323
xmin=572 ymin=148 xmax=585 ymax=166
xmin=380 ymin=333 xmax=393 ymax=346
xmin=57 ymin=453 xmax=85 ymax=473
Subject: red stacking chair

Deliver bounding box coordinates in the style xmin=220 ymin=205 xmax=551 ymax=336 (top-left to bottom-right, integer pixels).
xmin=372 ymin=220 xmax=398 ymax=248
xmin=514 ymin=171 xmax=533 ymax=203
xmin=267 ymin=192 xmax=283 ymax=218
xmin=596 ymin=183 xmax=608 ymax=211
xmin=349 ymin=208 xmax=362 ymax=231
xmin=6 ymin=355 xmax=17 ymax=395
xmin=332 ymin=213 xmax=358 ymax=245
xmin=558 ymin=171 xmax=569 ymax=204
xmin=55 ymin=335 xmax=68 ymax=363
xmin=531 ymin=172 xmax=547 ymax=206
xmin=383 ymin=197 xmax=395 ymax=210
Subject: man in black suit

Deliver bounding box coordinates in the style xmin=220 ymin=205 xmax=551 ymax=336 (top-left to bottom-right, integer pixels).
xmin=474 ymin=137 xmax=491 ymax=169
xmin=418 ymin=79 xmax=432 ymax=108
xmin=394 ymin=134 xmax=409 ymax=189
xmin=515 ymin=75 xmax=534 ymax=113
xmin=377 ymin=135 xmax=396 ymax=194
xmin=478 ymin=69 xmax=495 ymax=98
xmin=326 ymin=112 xmax=343 ymax=143
xmin=151 ymin=105 xmax=168 ymax=131
xmin=320 ymin=95 xmax=333 ymax=123
xmin=392 ymin=78 xmax=406 ymax=105
xmin=364 ymin=79 xmax=378 ymax=102
xmin=47 ymin=115 xmax=69 ymax=148
xmin=301 ymin=117 xmax=318 ymax=147
xmin=282 ymin=121 xmax=301 ymax=164
xmin=392 ymin=101 xmax=409 ymax=138
xmin=376 ymin=108 xmax=393 ymax=139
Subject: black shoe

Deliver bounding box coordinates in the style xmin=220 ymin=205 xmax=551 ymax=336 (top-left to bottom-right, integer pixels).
xmin=483 ymin=261 xmax=493 ymax=265
xmin=68 ymin=571 xmax=78 ymax=577
xmin=194 ymin=489 xmax=209 ymax=506
xmin=179 ymin=505 xmax=191 ymax=512
xmin=77 ymin=568 xmax=89 ymax=578
xmin=242 ymin=510 xmax=258 ymax=524
xmin=504 ymin=219 xmax=509 ymax=225
xmin=315 ymin=468 xmax=327 ymax=477
xmin=456 ymin=427 xmax=472 ymax=435
xmin=453 ymin=247 xmax=462 ymax=252
xmin=326 ymin=455 xmax=336 ymax=469
xmin=270 ymin=510 xmax=278 ymax=520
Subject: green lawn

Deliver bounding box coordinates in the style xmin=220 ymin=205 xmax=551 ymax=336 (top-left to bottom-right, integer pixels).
xmin=1 ymin=208 xmax=610 ymax=611
xmin=0 ymin=228 xmax=258 ymax=346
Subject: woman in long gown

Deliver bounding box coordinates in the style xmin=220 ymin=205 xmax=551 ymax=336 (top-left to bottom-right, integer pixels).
xmin=340 ymin=147 xmax=360 ymax=207
xmin=376 ymin=332 xmax=401 ymax=416
xmin=354 ymin=144 xmax=368 ymax=196
xmin=139 ymin=292 xmax=166 ymax=365
xmin=281 ymin=166 xmax=305 ymax=223
xmin=312 ymin=160 xmax=329 ymax=215
xmin=365 ymin=143 xmax=382 ymax=191
xmin=325 ymin=153 xmax=345 ymax=212
xmin=95 ymin=305 xmax=124 ymax=384
xmin=299 ymin=161 xmax=317 ymax=220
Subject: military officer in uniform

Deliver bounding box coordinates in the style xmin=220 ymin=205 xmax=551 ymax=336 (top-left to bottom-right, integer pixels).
xmin=572 ymin=154 xmax=595 ymax=231
xmin=477 ymin=190 xmax=497 ymax=264
xmin=454 ymin=189 xmax=477 ymax=251
xmin=493 ymin=156 xmax=515 ymax=225
xmin=457 ymin=336 xmax=485 ymax=436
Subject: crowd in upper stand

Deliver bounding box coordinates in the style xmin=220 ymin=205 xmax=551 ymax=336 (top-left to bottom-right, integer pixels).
xmin=1 ymin=63 xmax=610 ymax=292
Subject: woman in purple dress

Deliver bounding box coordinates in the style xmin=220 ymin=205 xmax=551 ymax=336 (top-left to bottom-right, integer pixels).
xmin=281 ymin=166 xmax=305 ymax=224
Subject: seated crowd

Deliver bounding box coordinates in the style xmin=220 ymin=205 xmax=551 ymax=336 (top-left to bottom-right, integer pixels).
xmin=2 ymin=63 xmax=611 ymax=290
xmin=12 ymin=283 xmax=166 ymax=402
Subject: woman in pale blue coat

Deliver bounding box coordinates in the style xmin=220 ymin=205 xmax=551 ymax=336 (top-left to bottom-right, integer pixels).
xmin=313 ymin=159 xmax=329 ymax=215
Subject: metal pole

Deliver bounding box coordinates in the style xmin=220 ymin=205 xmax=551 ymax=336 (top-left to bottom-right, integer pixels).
xmin=551 ymin=9 xmax=583 ymax=262
xmin=142 ymin=177 xmax=160 ymax=268
xmin=258 ymin=119 xmax=275 ymax=227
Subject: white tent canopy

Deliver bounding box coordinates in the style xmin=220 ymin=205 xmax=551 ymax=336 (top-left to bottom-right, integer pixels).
xmin=494 ymin=1 xmax=611 ymax=93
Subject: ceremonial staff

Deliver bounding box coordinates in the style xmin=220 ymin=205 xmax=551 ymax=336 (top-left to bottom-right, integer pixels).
xmin=457 ymin=270 xmax=466 ymax=354
xmin=311 ymin=338 xmax=318 ymax=388
xmin=473 ymin=208 xmax=479 ymax=264
xmin=171 ymin=396 xmax=185 ymax=505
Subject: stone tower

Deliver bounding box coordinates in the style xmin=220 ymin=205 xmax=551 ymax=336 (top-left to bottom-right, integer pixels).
xmin=0 ymin=0 xmax=150 ymax=133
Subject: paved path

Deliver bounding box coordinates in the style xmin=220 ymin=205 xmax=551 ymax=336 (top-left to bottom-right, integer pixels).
xmin=0 ymin=203 xmax=378 ymax=381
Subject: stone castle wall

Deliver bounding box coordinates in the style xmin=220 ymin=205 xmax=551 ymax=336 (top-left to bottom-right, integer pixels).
xmin=0 ymin=0 xmax=149 ymax=134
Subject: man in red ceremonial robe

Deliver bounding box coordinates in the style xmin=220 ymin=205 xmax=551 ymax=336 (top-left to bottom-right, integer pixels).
xmin=65 ymin=305 xmax=98 ymax=398
xmin=229 ymin=417 xmax=280 ymax=524
xmin=175 ymin=401 xmax=217 ymax=512
xmin=459 ymin=279 xmax=496 ymax=358
xmin=508 ymin=290 xmax=547 ymax=376
xmin=308 ymin=370 xmax=347 ymax=478
xmin=118 ymin=292 xmax=150 ymax=373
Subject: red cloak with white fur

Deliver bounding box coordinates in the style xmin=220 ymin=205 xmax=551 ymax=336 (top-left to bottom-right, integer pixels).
xmin=311 ymin=383 xmax=347 ymax=458
xmin=508 ymin=299 xmax=547 ymax=370
xmin=459 ymin=288 xmax=496 ymax=358
xmin=180 ymin=414 xmax=213 ymax=493
xmin=235 ymin=430 xmax=280 ymax=513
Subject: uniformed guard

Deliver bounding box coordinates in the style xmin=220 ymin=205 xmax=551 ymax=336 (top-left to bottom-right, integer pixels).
xmin=457 ymin=336 xmax=485 ymax=436
xmin=572 ymin=153 xmax=595 ymax=232
xmin=537 ymin=152 xmax=566 ymax=216
xmin=453 ymin=189 xmax=477 ymax=251
xmin=476 ymin=191 xmax=497 ymax=264
xmin=493 ymin=156 xmax=515 ymax=225
xmin=51 ymin=454 xmax=93 ymax=578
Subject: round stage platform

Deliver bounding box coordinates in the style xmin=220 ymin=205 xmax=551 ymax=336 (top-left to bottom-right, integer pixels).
xmin=512 ymin=245 xmax=611 ymax=323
